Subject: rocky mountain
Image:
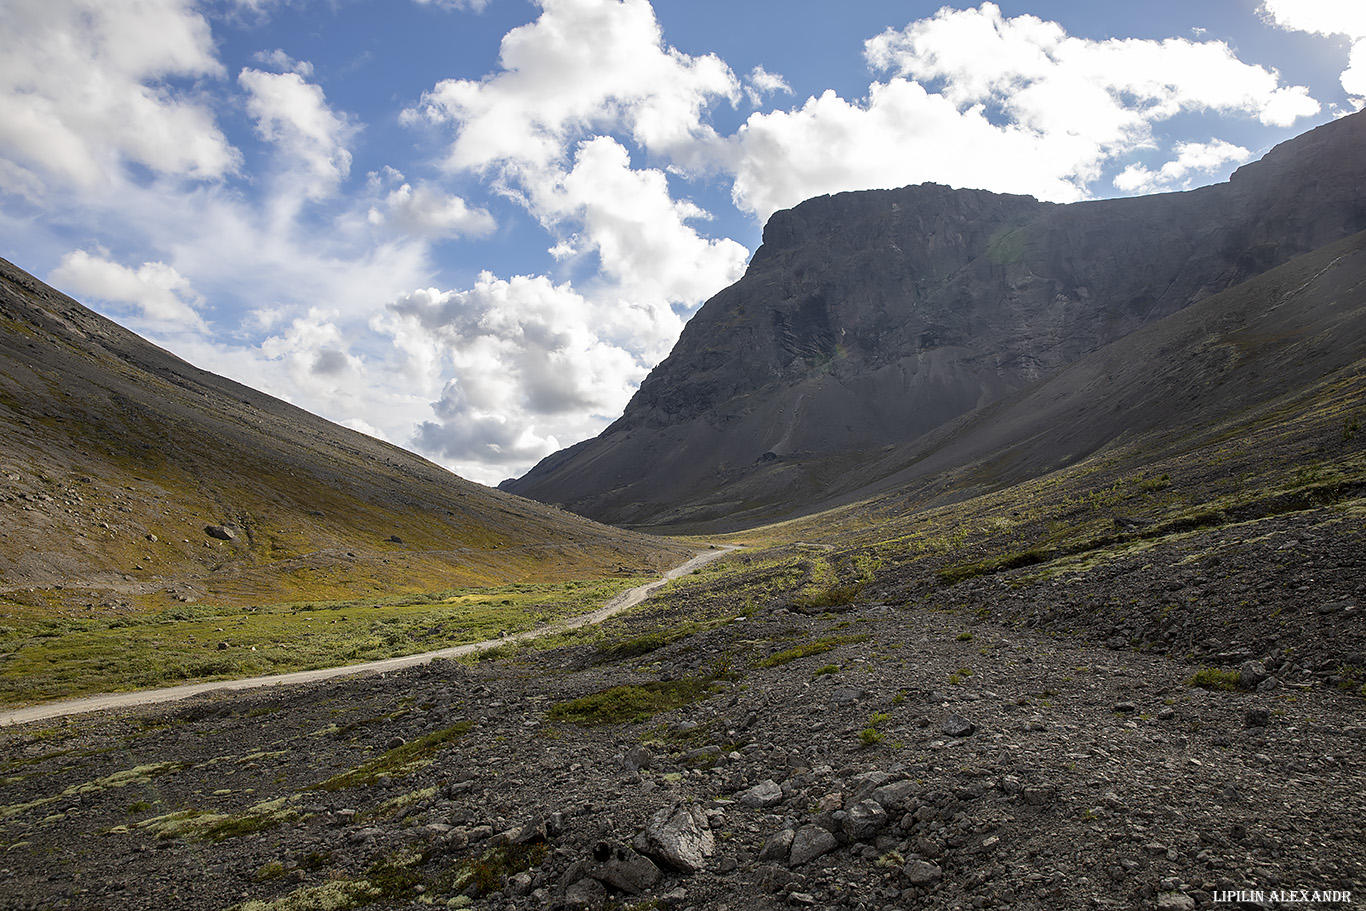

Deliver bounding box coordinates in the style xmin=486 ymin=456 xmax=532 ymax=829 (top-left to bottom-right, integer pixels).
xmin=504 ymin=111 xmax=1366 ymax=531
xmin=0 ymin=259 xmax=690 ymax=615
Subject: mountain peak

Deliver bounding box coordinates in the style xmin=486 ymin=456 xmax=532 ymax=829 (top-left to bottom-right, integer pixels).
xmin=504 ymin=111 xmax=1366 ymax=531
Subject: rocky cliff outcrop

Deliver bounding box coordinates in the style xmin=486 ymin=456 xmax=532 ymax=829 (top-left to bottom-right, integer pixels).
xmin=504 ymin=112 xmax=1366 ymax=529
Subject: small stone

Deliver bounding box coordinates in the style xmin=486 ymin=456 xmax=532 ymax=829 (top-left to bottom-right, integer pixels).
xmin=507 ymin=872 xmax=534 ymax=896
xmin=915 ymin=836 xmax=943 ymax=858
xmin=758 ymin=829 xmax=795 ymax=863
xmin=830 ymin=686 xmax=867 ymax=706
xmin=1239 ymin=660 xmax=1269 ymax=689
xmin=623 ymin=745 xmax=653 ymax=771
xmin=903 ymin=859 xmax=943 ymax=885
xmin=738 ymin=779 xmax=784 ymax=809
xmin=562 ymin=876 xmax=607 ymax=910
xmin=204 ymin=524 xmax=235 ymax=541
xmin=788 ymin=892 xmax=818 ymax=906
xmin=941 ymin=714 xmax=975 ymax=737
xmin=787 ymin=825 xmax=839 ymax=867
xmin=1156 ymin=891 xmax=1196 ymax=911
xmin=841 ymin=799 xmax=888 ymax=840
xmin=871 ymin=779 xmax=919 ymax=812
xmin=637 ymin=803 xmax=714 ymax=873
xmin=584 ymin=840 xmax=661 ymax=894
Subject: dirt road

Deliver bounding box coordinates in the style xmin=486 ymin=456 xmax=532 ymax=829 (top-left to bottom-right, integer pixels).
xmin=0 ymin=546 xmax=738 ymax=727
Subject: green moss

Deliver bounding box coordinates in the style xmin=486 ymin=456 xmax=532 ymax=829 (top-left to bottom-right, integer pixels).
xmin=451 ymin=842 xmax=550 ymax=898
xmin=1186 ymin=667 xmax=1245 ymax=692
xmin=547 ymin=678 xmax=719 ymax=725
xmin=314 ymin=721 xmax=471 ymax=791
xmin=758 ymin=634 xmax=868 ymax=668
xmin=230 ymin=879 xmax=380 ymax=911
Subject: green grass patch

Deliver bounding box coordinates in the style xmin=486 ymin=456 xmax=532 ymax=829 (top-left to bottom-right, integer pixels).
xmin=0 ymin=578 xmax=642 ymax=705
xmin=937 ymin=548 xmax=1054 ymax=585
xmin=594 ymin=619 xmax=722 ymax=663
xmin=547 ymin=677 xmax=720 ymax=725
xmin=451 ymin=842 xmax=550 ymax=898
xmin=758 ymin=634 xmax=868 ymax=668
xmin=1186 ymin=667 xmax=1245 ymax=692
xmin=314 ymin=721 xmax=472 ymax=791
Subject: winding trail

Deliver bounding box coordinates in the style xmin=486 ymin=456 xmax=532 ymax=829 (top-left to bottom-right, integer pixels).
xmin=0 ymin=546 xmax=739 ymax=727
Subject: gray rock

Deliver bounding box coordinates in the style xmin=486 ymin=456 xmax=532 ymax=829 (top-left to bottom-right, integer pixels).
xmin=737 ymin=779 xmax=784 ymax=809
xmin=788 ymin=824 xmax=839 ymax=866
xmin=841 ymin=799 xmax=888 ymax=840
xmin=623 ymin=745 xmax=653 ymax=771
xmin=830 ymin=686 xmax=867 ymax=706
xmin=915 ymin=836 xmax=944 ymax=858
xmin=1157 ymin=891 xmax=1196 ymax=911
xmin=506 ymin=872 xmax=534 ymax=896
xmin=871 ymin=779 xmax=919 ymax=812
xmin=584 ymin=840 xmax=661 ymax=894
xmin=637 ymin=803 xmax=714 ymax=873
xmin=204 ymin=524 xmax=235 ymax=541
xmin=757 ymin=828 xmax=795 ymax=863
xmin=562 ymin=876 xmax=607 ymax=910
xmin=1239 ymin=660 xmax=1269 ymax=689
xmin=903 ymin=859 xmax=943 ymax=885
xmin=941 ymin=714 xmax=975 ymax=737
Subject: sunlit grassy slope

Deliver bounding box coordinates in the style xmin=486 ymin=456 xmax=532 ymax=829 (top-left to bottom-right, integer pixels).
xmin=0 ymin=257 xmax=692 ymax=702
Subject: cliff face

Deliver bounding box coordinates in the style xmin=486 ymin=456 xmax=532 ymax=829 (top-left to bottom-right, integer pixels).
xmin=502 ymin=112 xmax=1366 ymax=530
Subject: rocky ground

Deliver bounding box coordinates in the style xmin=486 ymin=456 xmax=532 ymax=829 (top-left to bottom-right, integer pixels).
xmin=1 ymin=499 xmax=1364 ymax=911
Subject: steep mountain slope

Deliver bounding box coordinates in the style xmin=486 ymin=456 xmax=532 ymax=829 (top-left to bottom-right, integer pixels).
xmin=0 ymin=259 xmax=690 ymax=616
xmin=505 ymin=111 xmax=1366 ymax=530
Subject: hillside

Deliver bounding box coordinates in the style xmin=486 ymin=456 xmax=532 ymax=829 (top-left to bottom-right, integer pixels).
xmin=504 ymin=111 xmax=1366 ymax=531
xmin=2 ymin=157 xmax=1364 ymax=911
xmin=0 ymin=257 xmax=691 ymax=619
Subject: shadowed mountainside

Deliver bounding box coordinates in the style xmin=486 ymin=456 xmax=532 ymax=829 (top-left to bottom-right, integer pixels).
xmin=0 ymin=259 xmax=691 ymax=616
xmin=504 ymin=111 xmax=1366 ymax=531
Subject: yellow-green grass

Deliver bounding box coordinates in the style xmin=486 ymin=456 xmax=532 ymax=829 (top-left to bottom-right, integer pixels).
xmin=0 ymin=578 xmax=643 ymax=706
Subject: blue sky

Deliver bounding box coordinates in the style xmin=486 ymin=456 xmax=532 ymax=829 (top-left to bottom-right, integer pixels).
xmin=1 ymin=0 xmax=1362 ymax=485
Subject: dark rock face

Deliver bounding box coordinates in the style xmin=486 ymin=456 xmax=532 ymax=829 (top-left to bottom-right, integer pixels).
xmin=504 ymin=112 xmax=1366 ymax=529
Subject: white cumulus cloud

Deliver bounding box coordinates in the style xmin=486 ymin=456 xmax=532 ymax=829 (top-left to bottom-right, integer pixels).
xmin=745 ymin=65 xmax=793 ymax=106
xmin=1261 ymin=0 xmax=1366 ymax=100
xmin=382 ymin=273 xmax=655 ymax=479
xmin=403 ymin=0 xmax=739 ymax=175
xmin=49 ymin=249 xmax=208 ymax=332
xmin=0 ymin=0 xmax=238 ymax=193
xmin=239 ymin=68 xmax=356 ymax=200
xmin=727 ymin=2 xmax=1320 ymax=218
xmin=367 ymin=169 xmax=498 ymax=239
xmin=1113 ymin=139 xmax=1251 ymax=193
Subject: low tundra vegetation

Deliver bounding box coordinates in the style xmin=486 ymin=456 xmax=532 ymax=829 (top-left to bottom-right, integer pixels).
xmin=0 ymin=579 xmax=641 ymax=704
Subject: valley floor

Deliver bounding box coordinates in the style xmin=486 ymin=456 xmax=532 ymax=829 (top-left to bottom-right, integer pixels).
xmin=1 ymin=570 xmax=1362 ymax=911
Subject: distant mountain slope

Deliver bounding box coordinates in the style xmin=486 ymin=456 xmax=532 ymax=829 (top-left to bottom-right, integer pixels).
xmin=0 ymin=259 xmax=690 ymax=614
xmin=810 ymin=227 xmax=1366 ymax=521
xmin=504 ymin=111 xmax=1366 ymax=530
